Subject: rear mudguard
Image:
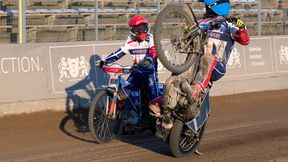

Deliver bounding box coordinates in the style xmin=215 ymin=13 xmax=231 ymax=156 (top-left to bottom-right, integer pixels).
xmin=185 ymin=92 xmax=211 ymax=133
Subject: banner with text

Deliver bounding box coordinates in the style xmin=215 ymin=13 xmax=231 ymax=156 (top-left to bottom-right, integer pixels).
xmin=0 ymin=37 xmax=288 ymax=103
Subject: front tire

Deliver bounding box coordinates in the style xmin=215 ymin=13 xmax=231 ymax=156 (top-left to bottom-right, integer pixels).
xmin=169 ymin=119 xmax=206 ymax=157
xmin=88 ymin=90 xmax=117 ymax=144
xmin=153 ymin=5 xmax=200 ymax=74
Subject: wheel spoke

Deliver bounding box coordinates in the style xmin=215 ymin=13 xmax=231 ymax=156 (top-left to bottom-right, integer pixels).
xmin=153 ymin=5 xmax=201 ymax=74
xmin=102 ymin=120 xmax=110 ymax=140
xmin=180 ymin=137 xmax=187 ymax=148
xmin=159 ymin=13 xmax=190 ymax=66
xmin=100 ymin=96 xmax=107 ymax=110
xmin=89 ymin=90 xmax=117 ymax=143
xmin=95 ymin=112 xmax=115 ymax=141
xmin=105 ymin=119 xmax=113 ymax=137
xmin=97 ymin=118 xmax=106 ymax=139
xmin=94 ymin=116 xmax=104 ymax=128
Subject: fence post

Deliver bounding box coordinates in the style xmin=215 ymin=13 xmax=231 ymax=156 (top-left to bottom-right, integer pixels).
xmin=94 ymin=0 xmax=99 ymax=41
xmin=157 ymin=0 xmax=161 ymax=13
xmin=283 ymin=21 xmax=286 ymax=35
xmin=257 ymin=0 xmax=261 ymax=36
xmin=19 ymin=0 xmax=26 ymax=44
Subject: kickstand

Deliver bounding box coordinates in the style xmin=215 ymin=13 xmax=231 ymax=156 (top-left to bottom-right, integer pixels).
xmin=194 ymin=149 xmax=203 ymax=155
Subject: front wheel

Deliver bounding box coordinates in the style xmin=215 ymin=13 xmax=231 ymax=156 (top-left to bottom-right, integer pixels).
xmin=88 ymin=90 xmax=117 ymax=144
xmin=169 ymin=119 xmax=206 ymax=157
xmin=153 ymin=5 xmax=201 ymax=74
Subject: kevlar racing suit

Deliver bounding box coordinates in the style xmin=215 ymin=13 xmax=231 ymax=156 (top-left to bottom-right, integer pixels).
xmin=190 ymin=16 xmax=250 ymax=100
xmin=102 ymin=33 xmax=161 ymax=105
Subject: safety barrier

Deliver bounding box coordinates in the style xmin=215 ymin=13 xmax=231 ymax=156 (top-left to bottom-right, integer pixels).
xmin=0 ymin=36 xmax=288 ymax=115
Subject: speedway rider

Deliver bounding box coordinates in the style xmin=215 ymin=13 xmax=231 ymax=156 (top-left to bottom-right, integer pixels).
xmin=99 ymin=15 xmax=162 ymax=117
xmin=162 ymin=0 xmax=250 ymax=129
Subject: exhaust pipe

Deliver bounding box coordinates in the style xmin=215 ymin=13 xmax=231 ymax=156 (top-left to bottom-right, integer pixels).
xmin=180 ymin=81 xmax=193 ymax=104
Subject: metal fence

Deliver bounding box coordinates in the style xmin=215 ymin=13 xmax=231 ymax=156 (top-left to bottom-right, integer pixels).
xmin=0 ymin=0 xmax=287 ymax=44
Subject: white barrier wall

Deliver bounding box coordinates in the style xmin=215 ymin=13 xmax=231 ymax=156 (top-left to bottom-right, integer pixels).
xmin=0 ymin=41 xmax=172 ymax=103
xmin=210 ymin=36 xmax=288 ymax=96
xmin=0 ymin=36 xmax=288 ymax=115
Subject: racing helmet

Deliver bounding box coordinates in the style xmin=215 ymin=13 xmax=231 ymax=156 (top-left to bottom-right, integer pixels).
xmin=203 ymin=0 xmax=230 ymax=16
xmin=129 ymin=15 xmax=149 ymax=41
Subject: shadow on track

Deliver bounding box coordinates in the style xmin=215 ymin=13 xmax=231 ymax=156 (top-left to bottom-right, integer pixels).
xmin=116 ymin=130 xmax=172 ymax=156
xmin=59 ymin=109 xmax=95 ymax=143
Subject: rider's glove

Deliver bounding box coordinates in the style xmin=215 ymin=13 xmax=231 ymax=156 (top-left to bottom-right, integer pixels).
xmin=96 ymin=59 xmax=105 ymax=68
xmin=235 ymin=18 xmax=246 ymax=29
xmin=141 ymin=57 xmax=153 ymax=68
xmin=183 ymin=25 xmax=190 ymax=34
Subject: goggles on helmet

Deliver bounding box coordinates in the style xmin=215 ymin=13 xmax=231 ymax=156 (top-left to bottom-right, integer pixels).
xmin=130 ymin=23 xmax=148 ymax=35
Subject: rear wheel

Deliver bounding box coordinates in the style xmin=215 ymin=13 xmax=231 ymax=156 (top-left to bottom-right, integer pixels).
xmin=153 ymin=5 xmax=201 ymax=74
xmin=169 ymin=119 xmax=206 ymax=157
xmin=88 ymin=90 xmax=117 ymax=144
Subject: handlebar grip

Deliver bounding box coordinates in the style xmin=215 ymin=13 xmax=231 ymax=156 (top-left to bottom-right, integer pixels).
xmin=95 ymin=60 xmax=105 ymax=68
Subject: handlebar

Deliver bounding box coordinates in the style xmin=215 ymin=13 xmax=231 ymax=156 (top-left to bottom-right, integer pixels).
xmin=101 ymin=62 xmax=153 ymax=75
xmin=202 ymin=16 xmax=238 ymax=31
xmin=210 ymin=16 xmax=238 ymax=24
xmin=102 ymin=63 xmax=132 ymax=74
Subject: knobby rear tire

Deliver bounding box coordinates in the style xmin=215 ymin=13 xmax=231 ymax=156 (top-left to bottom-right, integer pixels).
xmin=169 ymin=119 xmax=206 ymax=157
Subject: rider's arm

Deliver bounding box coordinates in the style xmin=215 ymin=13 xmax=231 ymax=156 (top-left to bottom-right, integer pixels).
xmin=229 ymin=22 xmax=250 ymax=46
xmin=232 ymin=29 xmax=250 ymax=46
xmin=102 ymin=38 xmax=130 ymax=64
xmin=148 ymin=34 xmax=158 ymax=61
xmin=102 ymin=48 xmax=126 ymax=64
xmin=198 ymin=18 xmax=215 ymax=32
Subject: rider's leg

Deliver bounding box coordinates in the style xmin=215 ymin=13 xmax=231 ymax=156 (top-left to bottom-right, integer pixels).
xmin=128 ymin=67 xmax=162 ymax=116
xmin=190 ymin=53 xmax=216 ymax=101
xmin=210 ymin=61 xmax=226 ymax=82
xmin=146 ymin=72 xmax=162 ymax=117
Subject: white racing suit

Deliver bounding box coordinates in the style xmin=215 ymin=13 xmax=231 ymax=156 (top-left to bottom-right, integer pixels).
xmin=103 ymin=33 xmax=161 ymax=104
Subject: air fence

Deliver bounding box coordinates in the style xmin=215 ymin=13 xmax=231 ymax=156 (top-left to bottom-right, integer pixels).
xmin=0 ymin=36 xmax=288 ymax=116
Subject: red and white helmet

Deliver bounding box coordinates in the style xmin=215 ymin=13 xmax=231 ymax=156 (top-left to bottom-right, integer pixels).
xmin=129 ymin=15 xmax=149 ymax=41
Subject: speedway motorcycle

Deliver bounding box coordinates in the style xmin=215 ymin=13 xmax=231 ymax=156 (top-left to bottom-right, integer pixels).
xmin=149 ymin=2 xmax=241 ymax=157
xmin=152 ymin=4 xmax=238 ymax=157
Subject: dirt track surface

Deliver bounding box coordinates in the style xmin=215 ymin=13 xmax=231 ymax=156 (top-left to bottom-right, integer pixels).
xmin=1 ymin=89 xmax=288 ymax=162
